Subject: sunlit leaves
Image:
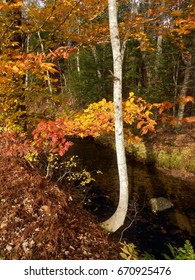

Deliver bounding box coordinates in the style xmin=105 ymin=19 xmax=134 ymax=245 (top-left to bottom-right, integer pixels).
xmin=32 ymin=119 xmax=74 ymax=157
xmin=1 ymin=90 xmax=193 ymax=160
xmin=179 ymin=96 xmax=194 ymax=105
xmin=30 ymin=93 xmax=157 ymax=146
xmin=123 ymin=93 xmax=157 ymax=136
xmin=157 ymin=101 xmax=174 ymax=115
xmin=0 ymin=129 xmax=32 ymax=157
xmin=40 ymin=62 xmax=58 ymax=74
xmin=0 ymin=43 xmax=74 ymax=129
xmin=154 ymin=95 xmax=194 ymax=127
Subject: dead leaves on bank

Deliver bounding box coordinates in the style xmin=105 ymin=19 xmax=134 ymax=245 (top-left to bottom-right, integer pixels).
xmin=0 ymin=156 xmax=120 ymax=260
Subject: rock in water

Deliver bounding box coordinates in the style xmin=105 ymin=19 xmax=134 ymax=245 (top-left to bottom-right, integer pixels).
xmin=149 ymin=197 xmax=174 ymax=213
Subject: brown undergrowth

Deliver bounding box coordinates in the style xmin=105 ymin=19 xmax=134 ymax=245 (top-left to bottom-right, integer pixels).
xmin=0 ymin=156 xmax=120 ymax=260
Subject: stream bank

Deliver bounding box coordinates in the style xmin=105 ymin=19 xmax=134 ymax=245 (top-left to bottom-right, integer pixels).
xmin=67 ymin=136 xmax=195 ymax=259
xmin=96 ymin=125 xmax=195 ymax=181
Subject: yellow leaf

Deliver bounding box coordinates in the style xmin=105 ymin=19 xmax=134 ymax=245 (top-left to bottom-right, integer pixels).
xmin=145 ymin=110 xmax=152 ymax=117
xmin=13 ymin=65 xmax=19 ymax=73
xmin=125 ymin=100 xmax=131 ymax=107
xmin=13 ymin=1 xmax=23 ymax=7
xmin=170 ymin=119 xmax=177 ymax=126
xmin=129 ymin=92 xmax=134 ymax=98
xmin=130 ymin=97 xmax=135 ymax=103
xmin=48 ymin=67 xmax=58 ymax=74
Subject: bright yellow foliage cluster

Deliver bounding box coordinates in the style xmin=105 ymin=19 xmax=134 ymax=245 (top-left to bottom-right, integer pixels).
xmin=65 ymin=92 xmax=157 ymax=143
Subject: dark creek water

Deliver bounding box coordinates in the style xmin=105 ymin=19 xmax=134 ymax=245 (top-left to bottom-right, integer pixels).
xmin=67 ymin=137 xmax=195 ymax=258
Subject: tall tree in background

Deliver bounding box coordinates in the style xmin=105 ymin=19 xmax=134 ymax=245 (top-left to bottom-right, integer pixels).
xmin=101 ymin=0 xmax=129 ymax=232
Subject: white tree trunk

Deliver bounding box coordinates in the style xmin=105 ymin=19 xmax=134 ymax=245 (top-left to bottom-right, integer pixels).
xmin=101 ymin=0 xmax=129 ymax=232
xmin=154 ymin=0 xmax=164 ymax=81
xmin=37 ymin=31 xmax=53 ymax=94
xmin=76 ymin=47 xmax=81 ymax=74
xmin=177 ymin=54 xmax=192 ymax=127
xmin=130 ymin=0 xmax=138 ymax=14
xmin=76 ymin=16 xmax=81 ymax=74
xmin=91 ymin=45 xmax=102 ymax=78
xmin=25 ymin=34 xmax=30 ymax=89
xmin=155 ymin=34 xmax=163 ymax=71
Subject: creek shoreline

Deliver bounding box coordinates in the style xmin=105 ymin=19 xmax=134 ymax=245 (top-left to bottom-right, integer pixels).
xmin=95 ymin=129 xmax=195 ymax=184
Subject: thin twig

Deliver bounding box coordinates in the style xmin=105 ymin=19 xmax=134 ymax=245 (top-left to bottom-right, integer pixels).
xmin=119 ymin=200 xmax=138 ymax=242
xmin=119 ymin=195 xmax=146 ymax=242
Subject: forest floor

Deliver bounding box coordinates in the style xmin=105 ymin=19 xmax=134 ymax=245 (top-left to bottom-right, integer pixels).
xmin=0 ymin=156 xmax=121 ymax=260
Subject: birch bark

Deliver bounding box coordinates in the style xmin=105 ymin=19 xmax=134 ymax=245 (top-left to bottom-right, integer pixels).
xmin=177 ymin=54 xmax=192 ymax=127
xmin=101 ymin=0 xmax=129 ymax=232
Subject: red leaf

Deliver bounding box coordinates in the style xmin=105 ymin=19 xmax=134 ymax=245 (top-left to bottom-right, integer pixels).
xmin=59 ymin=148 xmax=65 ymax=157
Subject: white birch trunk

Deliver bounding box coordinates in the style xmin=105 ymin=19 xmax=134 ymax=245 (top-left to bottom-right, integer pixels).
xmin=101 ymin=0 xmax=129 ymax=232
xmin=25 ymin=34 xmax=30 ymax=89
xmin=76 ymin=16 xmax=81 ymax=74
xmin=154 ymin=0 xmax=164 ymax=81
xmin=155 ymin=34 xmax=163 ymax=70
xmin=177 ymin=54 xmax=192 ymax=127
xmin=91 ymin=45 xmax=102 ymax=78
xmin=76 ymin=47 xmax=81 ymax=74
xmin=37 ymin=31 xmax=53 ymax=94
xmin=130 ymin=0 xmax=138 ymax=14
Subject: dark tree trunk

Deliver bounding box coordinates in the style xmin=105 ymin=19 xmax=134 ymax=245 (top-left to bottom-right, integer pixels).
xmin=7 ymin=0 xmax=27 ymax=131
